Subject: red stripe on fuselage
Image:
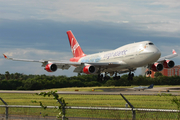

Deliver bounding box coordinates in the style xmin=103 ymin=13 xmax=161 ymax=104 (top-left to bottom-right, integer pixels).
xmin=70 ymin=56 xmax=84 ymax=62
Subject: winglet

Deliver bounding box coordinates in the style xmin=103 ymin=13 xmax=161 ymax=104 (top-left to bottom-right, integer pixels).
xmin=172 ymin=49 xmax=177 ymax=54
xmin=3 ymin=54 xmax=8 ymax=59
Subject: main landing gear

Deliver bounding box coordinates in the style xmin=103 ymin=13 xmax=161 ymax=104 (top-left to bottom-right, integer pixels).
xmin=96 ymin=67 xmax=134 ymax=81
xmin=97 ymin=71 xmax=134 ymax=81
xmin=113 ymin=72 xmax=120 ymax=80
xmin=97 ymin=73 xmax=110 ymax=81
xmin=128 ymin=72 xmax=134 ymax=80
xmin=97 ymin=68 xmax=110 ymax=81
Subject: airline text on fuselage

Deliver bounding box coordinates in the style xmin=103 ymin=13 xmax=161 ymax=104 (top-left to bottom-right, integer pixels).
xmin=103 ymin=50 xmax=128 ymax=59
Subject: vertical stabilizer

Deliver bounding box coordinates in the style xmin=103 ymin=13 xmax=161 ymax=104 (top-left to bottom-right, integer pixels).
xmin=67 ymin=30 xmax=86 ymax=57
xmin=148 ymin=84 xmax=154 ymax=89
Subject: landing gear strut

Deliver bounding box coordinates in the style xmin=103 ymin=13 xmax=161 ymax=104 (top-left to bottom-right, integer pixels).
xmin=97 ymin=73 xmax=110 ymax=81
xmin=97 ymin=74 xmax=103 ymax=81
xmin=104 ymin=72 xmax=110 ymax=81
xmin=113 ymin=72 xmax=120 ymax=80
xmin=146 ymin=65 xmax=152 ymax=75
xmin=128 ymin=71 xmax=134 ymax=80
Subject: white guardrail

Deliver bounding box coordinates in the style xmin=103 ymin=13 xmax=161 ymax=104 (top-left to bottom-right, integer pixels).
xmin=0 ymin=105 xmax=180 ymax=120
xmin=0 ymin=105 xmax=179 ymax=112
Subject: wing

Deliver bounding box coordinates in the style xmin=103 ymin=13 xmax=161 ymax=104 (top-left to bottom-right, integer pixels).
xmin=49 ymin=61 xmax=124 ymax=73
xmin=157 ymin=49 xmax=178 ymax=62
xmin=3 ymin=54 xmax=44 ymax=62
xmin=72 ymin=62 xmax=124 ymax=73
xmin=3 ymin=54 xmax=81 ymax=70
xmin=3 ymin=54 xmax=124 ymax=72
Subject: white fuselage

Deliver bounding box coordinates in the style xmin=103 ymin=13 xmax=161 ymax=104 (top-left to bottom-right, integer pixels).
xmin=78 ymin=41 xmax=161 ymax=73
xmin=133 ymin=86 xmax=149 ymax=91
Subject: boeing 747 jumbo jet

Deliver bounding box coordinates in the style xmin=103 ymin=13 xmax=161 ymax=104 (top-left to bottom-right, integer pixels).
xmin=3 ymin=30 xmax=178 ymax=81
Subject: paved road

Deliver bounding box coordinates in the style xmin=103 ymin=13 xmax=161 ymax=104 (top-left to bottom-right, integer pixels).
xmin=0 ymin=87 xmax=180 ymax=95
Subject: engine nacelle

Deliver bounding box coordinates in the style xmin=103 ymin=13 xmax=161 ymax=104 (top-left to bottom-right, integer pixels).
xmin=163 ymin=60 xmax=175 ymax=68
xmin=151 ymin=63 xmax=163 ymax=72
xmin=45 ymin=63 xmax=57 ymax=72
xmin=83 ymin=65 xmax=96 ymax=74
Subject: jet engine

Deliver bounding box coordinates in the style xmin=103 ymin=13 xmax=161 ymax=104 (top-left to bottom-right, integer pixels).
xmin=163 ymin=60 xmax=175 ymax=68
xmin=83 ymin=65 xmax=96 ymax=74
xmin=45 ymin=63 xmax=57 ymax=72
xmin=151 ymin=63 xmax=163 ymax=72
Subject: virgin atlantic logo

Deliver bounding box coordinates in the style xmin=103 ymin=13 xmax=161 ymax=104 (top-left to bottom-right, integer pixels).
xmin=71 ymin=38 xmax=79 ymax=54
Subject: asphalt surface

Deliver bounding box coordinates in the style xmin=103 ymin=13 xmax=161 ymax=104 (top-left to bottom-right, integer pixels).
xmin=0 ymin=86 xmax=180 ymax=95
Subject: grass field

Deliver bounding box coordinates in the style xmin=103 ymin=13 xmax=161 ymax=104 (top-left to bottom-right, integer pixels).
xmin=0 ymin=86 xmax=180 ymax=119
xmin=38 ymin=85 xmax=180 ymax=92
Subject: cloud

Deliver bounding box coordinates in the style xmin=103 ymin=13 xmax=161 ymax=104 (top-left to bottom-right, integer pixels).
xmin=151 ymin=0 xmax=180 ymax=8
xmin=1 ymin=0 xmax=180 ymax=34
xmin=0 ymin=47 xmax=77 ymax=76
xmin=3 ymin=48 xmax=72 ymax=61
xmin=0 ymin=0 xmax=180 ymax=77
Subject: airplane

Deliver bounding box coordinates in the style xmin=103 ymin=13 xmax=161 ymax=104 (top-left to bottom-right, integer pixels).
xmin=3 ymin=30 xmax=178 ymax=81
xmin=133 ymin=84 xmax=154 ymax=91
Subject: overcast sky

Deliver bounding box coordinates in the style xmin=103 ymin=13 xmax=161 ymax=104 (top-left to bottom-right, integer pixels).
xmin=0 ymin=0 xmax=180 ymax=76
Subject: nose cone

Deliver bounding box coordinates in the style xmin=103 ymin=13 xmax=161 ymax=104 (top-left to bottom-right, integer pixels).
xmin=157 ymin=49 xmax=161 ymax=57
xmin=149 ymin=46 xmax=161 ymax=61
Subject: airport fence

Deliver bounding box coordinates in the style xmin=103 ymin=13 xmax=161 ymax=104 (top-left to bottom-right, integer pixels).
xmin=0 ymin=105 xmax=180 ymax=120
xmin=1 ymin=94 xmax=180 ymax=120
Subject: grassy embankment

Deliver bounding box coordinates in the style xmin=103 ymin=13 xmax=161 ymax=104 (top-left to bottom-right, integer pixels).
xmin=39 ymin=85 xmax=180 ymax=91
xmin=0 ymin=86 xmax=180 ymax=119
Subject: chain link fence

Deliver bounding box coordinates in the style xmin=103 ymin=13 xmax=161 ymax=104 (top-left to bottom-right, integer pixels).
xmin=1 ymin=93 xmax=180 ymax=120
xmin=0 ymin=105 xmax=180 ymax=120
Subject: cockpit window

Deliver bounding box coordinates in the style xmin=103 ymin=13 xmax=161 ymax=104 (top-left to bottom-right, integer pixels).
xmin=149 ymin=42 xmax=154 ymax=45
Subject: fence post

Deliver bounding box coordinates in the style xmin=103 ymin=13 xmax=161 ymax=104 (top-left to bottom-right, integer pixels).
xmin=125 ymin=103 xmax=128 ymax=108
xmin=0 ymin=97 xmax=8 ymax=120
xmin=120 ymin=93 xmax=136 ymax=120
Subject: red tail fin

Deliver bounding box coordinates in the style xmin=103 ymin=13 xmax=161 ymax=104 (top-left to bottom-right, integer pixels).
xmin=67 ymin=30 xmax=86 ymax=57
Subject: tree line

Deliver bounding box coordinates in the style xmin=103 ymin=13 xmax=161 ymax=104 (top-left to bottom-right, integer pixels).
xmin=0 ymin=71 xmax=180 ymax=90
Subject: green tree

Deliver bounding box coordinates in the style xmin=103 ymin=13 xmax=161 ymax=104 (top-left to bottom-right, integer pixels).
xmin=159 ymin=93 xmax=180 ymax=119
xmin=0 ymin=73 xmax=4 ymax=80
xmin=5 ymin=71 xmax=10 ymax=80
xmin=14 ymin=72 xmax=20 ymax=79
xmin=154 ymin=72 xmax=163 ymax=78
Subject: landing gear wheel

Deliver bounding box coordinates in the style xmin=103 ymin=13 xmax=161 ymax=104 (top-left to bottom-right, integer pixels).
xmin=113 ymin=76 xmax=121 ymax=80
xmin=128 ymin=73 xmax=134 ymax=81
xmin=131 ymin=73 xmax=134 ymax=77
xmin=97 ymin=74 xmax=109 ymax=81
xmin=97 ymin=74 xmax=102 ymax=81
xmin=146 ymin=71 xmax=152 ymax=75
xmin=113 ymin=72 xmax=121 ymax=80
xmin=104 ymin=76 xmax=110 ymax=81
